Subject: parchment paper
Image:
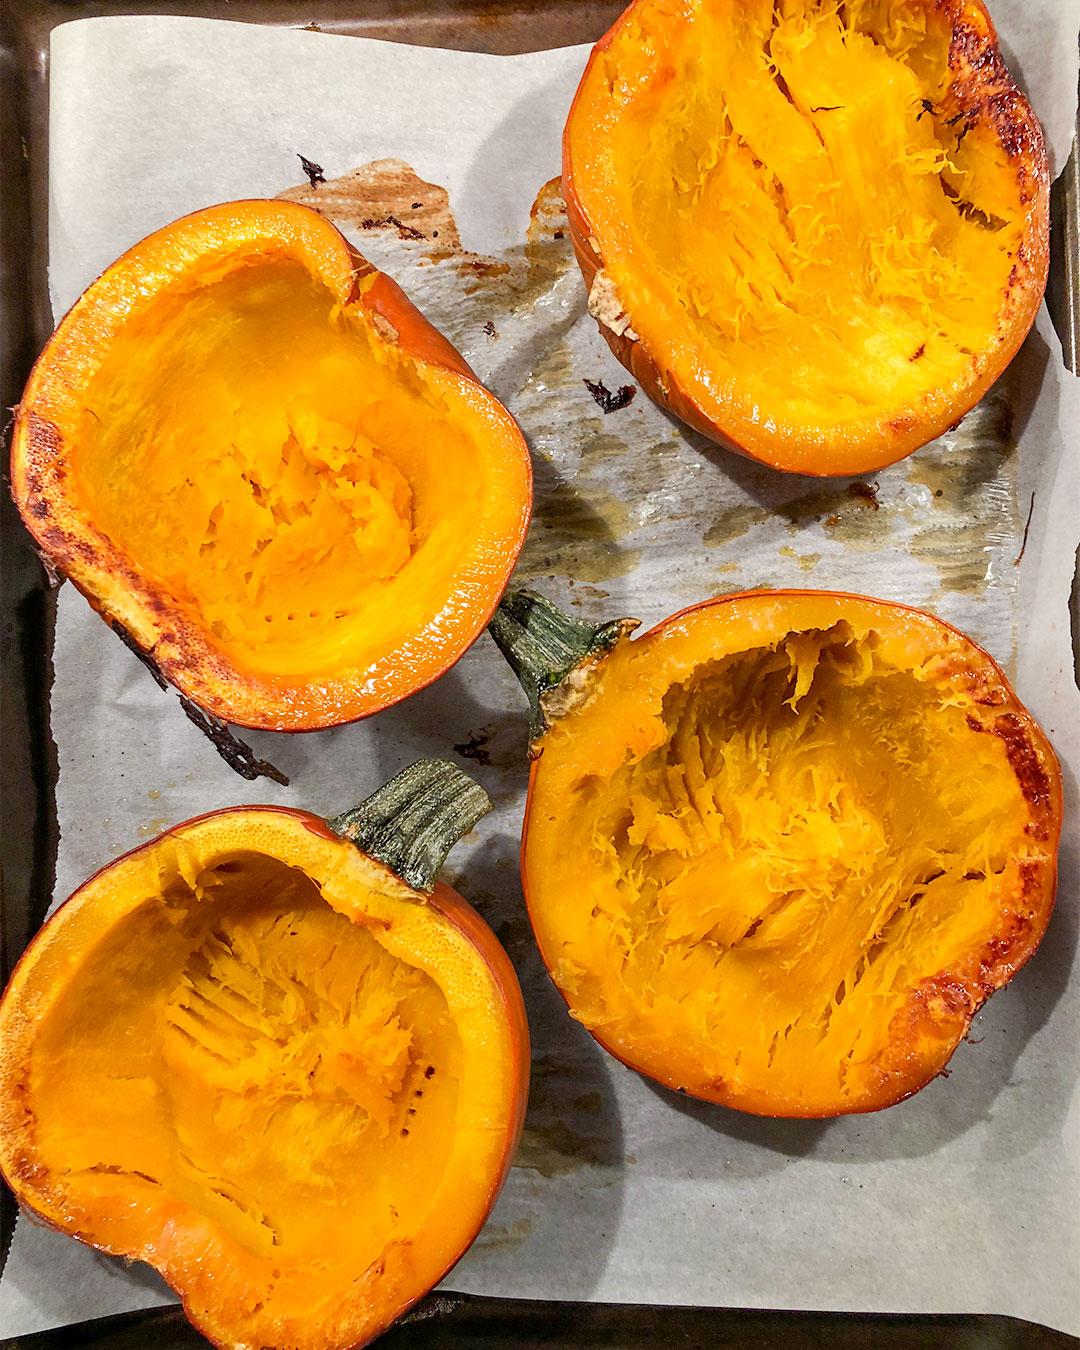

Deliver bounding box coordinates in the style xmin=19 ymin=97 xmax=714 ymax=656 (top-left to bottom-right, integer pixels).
xmin=2 ymin=10 xmax=1079 ymax=1337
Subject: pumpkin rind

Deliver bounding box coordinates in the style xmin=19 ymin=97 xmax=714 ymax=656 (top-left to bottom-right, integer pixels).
xmin=511 ymin=589 xmax=1061 ymax=1117
xmin=11 ymin=201 xmax=533 ymax=730
xmin=563 ymin=0 xmax=1049 ymax=475
xmin=0 ymin=783 xmax=528 ymax=1350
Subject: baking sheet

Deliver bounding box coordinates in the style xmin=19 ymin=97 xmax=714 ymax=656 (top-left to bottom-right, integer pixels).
xmin=2 ymin=8 xmax=1080 ymax=1337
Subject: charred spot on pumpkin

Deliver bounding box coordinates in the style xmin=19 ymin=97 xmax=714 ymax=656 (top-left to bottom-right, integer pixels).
xmin=948 ymin=20 xmax=995 ymax=79
xmin=991 ymin=99 xmax=1034 ymax=163
xmin=25 ymin=410 xmax=63 ymax=460
xmin=974 ymin=686 xmax=1007 ymax=707
xmin=993 ymin=712 xmax=1052 ymax=816
xmin=939 ymin=179 xmax=1008 ymax=232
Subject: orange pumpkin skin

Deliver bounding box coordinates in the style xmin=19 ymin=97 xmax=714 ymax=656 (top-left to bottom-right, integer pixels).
xmin=12 ymin=200 xmax=532 ymax=730
xmin=563 ymin=0 xmax=1049 ymax=476
xmin=0 ymin=804 xmax=529 ymax=1350
xmin=519 ymin=590 xmax=1061 ymax=1117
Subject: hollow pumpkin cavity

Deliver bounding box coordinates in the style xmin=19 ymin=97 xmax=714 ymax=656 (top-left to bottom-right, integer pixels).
xmin=3 ymin=804 xmax=526 ymax=1349
xmin=32 ymin=852 xmax=459 ymax=1273
xmin=525 ymin=610 xmax=1058 ymax=1115
xmin=73 ymin=256 xmax=482 ymax=681
xmin=14 ymin=203 xmax=532 ymax=729
xmin=566 ymin=0 xmax=1047 ymax=471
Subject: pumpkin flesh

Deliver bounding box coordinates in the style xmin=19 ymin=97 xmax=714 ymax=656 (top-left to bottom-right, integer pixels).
xmin=13 ymin=203 xmax=532 ymax=729
xmin=0 ymin=809 xmax=527 ymax=1350
xmin=564 ymin=0 xmax=1048 ymax=474
xmin=523 ymin=593 xmax=1060 ymax=1115
xmin=75 ymin=259 xmax=469 ymax=681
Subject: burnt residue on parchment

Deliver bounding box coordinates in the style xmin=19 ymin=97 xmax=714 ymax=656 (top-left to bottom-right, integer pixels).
xmin=297 ymin=154 xmax=325 ymax=187
xmin=521 ymin=174 xmax=575 ymax=304
xmin=278 ymin=162 xmax=572 ymax=297
xmin=584 ymin=377 xmax=636 ymax=414
xmin=453 ymin=728 xmax=493 ymax=766
xmin=279 ymin=159 xmax=464 ymax=260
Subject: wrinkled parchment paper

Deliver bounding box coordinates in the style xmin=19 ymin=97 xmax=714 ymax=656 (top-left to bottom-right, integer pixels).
xmin=2 ymin=10 xmax=1079 ymax=1337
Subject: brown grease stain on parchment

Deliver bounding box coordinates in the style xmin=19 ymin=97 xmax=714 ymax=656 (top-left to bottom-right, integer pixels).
xmin=702 ymin=383 xmax=1018 ymax=606
xmin=514 ymin=1056 xmax=622 ymax=1179
xmin=279 ymin=161 xmax=564 ymax=296
xmin=905 ymin=384 xmax=1017 ymax=599
xmin=514 ymin=337 xmax=640 ymax=583
xmin=474 ymin=1217 xmax=534 ymax=1252
xmin=704 ymin=482 xmax=888 ymax=551
xmin=279 ymin=159 xmax=465 ymax=260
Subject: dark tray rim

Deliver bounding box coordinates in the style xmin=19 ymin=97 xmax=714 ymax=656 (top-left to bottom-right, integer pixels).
xmin=1 ymin=3 xmax=1078 ymax=1346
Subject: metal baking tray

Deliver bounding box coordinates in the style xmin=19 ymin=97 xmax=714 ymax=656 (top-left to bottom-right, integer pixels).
xmin=2 ymin=3 xmax=1078 ymax=1345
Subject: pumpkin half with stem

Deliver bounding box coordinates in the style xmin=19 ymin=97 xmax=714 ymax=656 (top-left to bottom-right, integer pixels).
xmin=11 ymin=200 xmax=532 ymax=730
xmin=563 ymin=0 xmax=1049 ymax=475
xmin=490 ymin=588 xmax=1061 ymax=1117
xmin=0 ymin=761 xmax=529 ymax=1350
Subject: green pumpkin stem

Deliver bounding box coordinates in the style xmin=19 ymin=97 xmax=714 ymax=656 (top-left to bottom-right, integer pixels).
xmin=489 ymin=588 xmax=638 ymax=751
xmin=328 ymin=760 xmax=490 ymax=894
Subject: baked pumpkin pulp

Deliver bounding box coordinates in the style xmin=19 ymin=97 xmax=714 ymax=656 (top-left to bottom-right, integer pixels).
xmin=12 ymin=202 xmax=531 ymax=729
xmin=0 ymin=766 xmax=528 ymax=1350
xmin=496 ymin=590 xmax=1061 ymax=1116
xmin=564 ymin=0 xmax=1048 ymax=473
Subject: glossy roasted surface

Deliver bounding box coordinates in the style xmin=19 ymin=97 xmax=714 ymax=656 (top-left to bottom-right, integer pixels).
xmin=525 ymin=592 xmax=1061 ymax=1115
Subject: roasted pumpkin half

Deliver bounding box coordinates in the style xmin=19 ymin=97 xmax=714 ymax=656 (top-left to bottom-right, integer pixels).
xmin=492 ymin=589 xmax=1061 ymax=1117
xmin=11 ymin=201 xmax=532 ymax=730
xmin=563 ymin=0 xmax=1049 ymax=475
xmin=0 ymin=762 xmax=529 ymax=1350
